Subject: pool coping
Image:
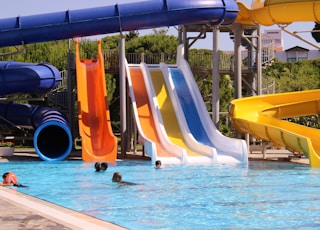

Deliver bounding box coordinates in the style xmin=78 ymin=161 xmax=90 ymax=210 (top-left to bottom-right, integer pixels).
xmin=0 ymin=186 xmax=127 ymax=230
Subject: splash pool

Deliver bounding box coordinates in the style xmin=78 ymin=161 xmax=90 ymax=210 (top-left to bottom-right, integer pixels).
xmin=2 ymin=160 xmax=320 ymax=229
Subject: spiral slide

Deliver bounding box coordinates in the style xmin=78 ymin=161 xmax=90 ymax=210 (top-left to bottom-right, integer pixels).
xmin=230 ymin=90 xmax=320 ymax=167
xmin=0 ymin=61 xmax=72 ymax=161
xmin=75 ymin=41 xmax=118 ymax=162
xmin=229 ymin=0 xmax=320 ymax=167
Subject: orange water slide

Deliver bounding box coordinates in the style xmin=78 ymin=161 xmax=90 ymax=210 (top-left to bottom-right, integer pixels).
xmin=75 ymin=40 xmax=118 ymax=162
xmin=128 ymin=67 xmax=175 ymax=157
xmin=126 ymin=64 xmax=184 ymax=164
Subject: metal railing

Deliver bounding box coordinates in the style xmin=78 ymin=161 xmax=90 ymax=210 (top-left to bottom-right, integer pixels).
xmin=103 ymin=48 xmax=275 ymax=73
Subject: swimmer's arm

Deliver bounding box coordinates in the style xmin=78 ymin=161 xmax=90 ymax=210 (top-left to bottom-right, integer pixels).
xmin=0 ymin=182 xmax=14 ymax=186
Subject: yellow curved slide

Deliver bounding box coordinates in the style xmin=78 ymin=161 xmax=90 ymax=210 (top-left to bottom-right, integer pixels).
xmin=236 ymin=0 xmax=320 ymax=25
xmin=75 ymin=40 xmax=118 ymax=162
xmin=230 ymin=89 xmax=320 ymax=167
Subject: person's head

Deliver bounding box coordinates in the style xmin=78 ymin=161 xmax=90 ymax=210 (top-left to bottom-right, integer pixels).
xmin=2 ymin=172 xmax=9 ymax=181
xmin=2 ymin=172 xmax=17 ymax=184
xmin=155 ymin=160 xmax=162 ymax=168
xmin=95 ymin=162 xmax=108 ymax=172
xmin=2 ymin=172 xmax=9 ymax=179
xmin=112 ymin=172 xmax=122 ymax=183
xmin=100 ymin=162 xmax=108 ymax=171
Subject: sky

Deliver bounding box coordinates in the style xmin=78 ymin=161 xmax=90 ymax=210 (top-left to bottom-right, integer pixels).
xmin=0 ymin=0 xmax=317 ymax=51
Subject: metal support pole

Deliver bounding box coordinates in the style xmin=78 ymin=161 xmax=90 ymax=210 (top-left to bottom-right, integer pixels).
xmin=67 ymin=40 xmax=76 ymax=146
xmin=256 ymin=25 xmax=262 ymax=95
xmin=212 ymin=28 xmax=220 ymax=126
xmin=183 ymin=26 xmax=189 ymax=60
xmin=280 ymin=26 xmax=320 ymax=50
xmin=234 ymin=23 xmax=243 ymax=99
xmin=119 ymin=36 xmax=127 ymax=157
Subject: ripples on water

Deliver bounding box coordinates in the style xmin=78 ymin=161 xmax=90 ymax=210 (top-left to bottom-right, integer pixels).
xmin=2 ymin=161 xmax=320 ymax=229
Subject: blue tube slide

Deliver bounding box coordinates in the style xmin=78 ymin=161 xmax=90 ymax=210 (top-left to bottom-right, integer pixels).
xmin=0 ymin=0 xmax=238 ymax=161
xmin=0 ymin=0 xmax=238 ymax=47
xmin=0 ymin=102 xmax=72 ymax=161
xmin=0 ymin=61 xmax=70 ymax=161
xmin=0 ymin=61 xmax=61 ymax=96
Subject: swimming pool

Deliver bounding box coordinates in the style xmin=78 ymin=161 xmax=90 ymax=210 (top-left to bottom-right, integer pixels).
xmin=2 ymin=160 xmax=320 ymax=229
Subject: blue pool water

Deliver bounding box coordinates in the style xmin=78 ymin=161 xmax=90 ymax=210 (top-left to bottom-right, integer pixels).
xmin=2 ymin=160 xmax=320 ymax=229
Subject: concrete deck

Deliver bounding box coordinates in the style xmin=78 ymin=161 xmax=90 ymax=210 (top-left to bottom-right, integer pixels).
xmin=0 ymin=147 xmax=309 ymax=229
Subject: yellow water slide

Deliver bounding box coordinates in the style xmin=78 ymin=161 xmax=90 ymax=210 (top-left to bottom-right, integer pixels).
xmin=126 ymin=64 xmax=185 ymax=164
xmin=75 ymin=40 xmax=118 ymax=162
xmin=147 ymin=68 xmax=214 ymax=164
xmin=236 ymin=0 xmax=320 ymax=25
xmin=230 ymin=89 xmax=320 ymax=167
xmin=231 ymin=0 xmax=320 ymax=167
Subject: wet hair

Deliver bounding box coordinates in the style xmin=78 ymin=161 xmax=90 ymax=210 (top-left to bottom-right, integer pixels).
xmin=2 ymin=172 xmax=9 ymax=179
xmin=100 ymin=162 xmax=108 ymax=171
xmin=94 ymin=162 xmax=108 ymax=172
xmin=112 ymin=172 xmax=122 ymax=183
xmin=155 ymin=160 xmax=161 ymax=168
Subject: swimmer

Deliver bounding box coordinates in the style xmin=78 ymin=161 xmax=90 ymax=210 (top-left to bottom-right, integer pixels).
xmin=94 ymin=162 xmax=108 ymax=172
xmin=1 ymin=172 xmax=24 ymax=187
xmin=155 ymin=160 xmax=162 ymax=169
xmin=112 ymin=172 xmax=137 ymax=186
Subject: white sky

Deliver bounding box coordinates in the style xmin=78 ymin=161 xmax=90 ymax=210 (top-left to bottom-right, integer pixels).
xmin=0 ymin=0 xmax=317 ymax=50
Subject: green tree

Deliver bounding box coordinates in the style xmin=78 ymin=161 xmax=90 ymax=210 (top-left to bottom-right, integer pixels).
xmin=263 ymin=58 xmax=320 ymax=93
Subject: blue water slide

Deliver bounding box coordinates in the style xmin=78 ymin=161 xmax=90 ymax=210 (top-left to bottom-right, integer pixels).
xmin=162 ymin=45 xmax=248 ymax=164
xmin=0 ymin=61 xmax=71 ymax=161
xmin=0 ymin=0 xmax=238 ymax=47
xmin=0 ymin=61 xmax=61 ymax=96
xmin=168 ymin=68 xmax=247 ymax=163
xmin=0 ymin=102 xmax=72 ymax=161
xmin=0 ymin=0 xmax=239 ymax=161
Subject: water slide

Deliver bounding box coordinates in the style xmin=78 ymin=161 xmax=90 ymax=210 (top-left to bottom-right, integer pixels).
xmin=75 ymin=41 xmax=118 ymax=162
xmin=0 ymin=61 xmax=72 ymax=161
xmin=0 ymin=0 xmax=239 ymax=161
xmin=141 ymin=64 xmax=216 ymax=164
xmin=236 ymin=0 xmax=320 ymax=25
xmin=230 ymin=0 xmax=320 ymax=167
xmin=230 ymin=90 xmax=320 ymax=167
xmin=0 ymin=0 xmax=238 ymax=47
xmin=126 ymin=63 xmax=187 ymax=165
xmin=160 ymin=45 xmax=248 ymax=164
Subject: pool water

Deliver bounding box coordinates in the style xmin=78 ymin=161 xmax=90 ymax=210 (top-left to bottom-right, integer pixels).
xmin=2 ymin=160 xmax=320 ymax=229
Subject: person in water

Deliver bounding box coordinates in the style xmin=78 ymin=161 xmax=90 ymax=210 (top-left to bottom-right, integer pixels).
xmin=155 ymin=160 xmax=162 ymax=169
xmin=0 ymin=172 xmax=23 ymax=187
xmin=94 ymin=162 xmax=108 ymax=172
xmin=112 ymin=172 xmax=137 ymax=185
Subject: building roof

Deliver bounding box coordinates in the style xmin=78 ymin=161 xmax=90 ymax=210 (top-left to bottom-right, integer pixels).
xmin=285 ymin=46 xmax=309 ymax=52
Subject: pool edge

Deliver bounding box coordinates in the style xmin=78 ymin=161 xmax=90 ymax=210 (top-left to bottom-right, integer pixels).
xmin=0 ymin=186 xmax=127 ymax=230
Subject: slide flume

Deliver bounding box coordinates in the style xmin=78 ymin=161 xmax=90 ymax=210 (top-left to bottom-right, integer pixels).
xmin=160 ymin=45 xmax=248 ymax=164
xmin=230 ymin=89 xmax=320 ymax=168
xmin=126 ymin=63 xmax=186 ymax=165
xmin=75 ymin=41 xmax=117 ymax=162
xmin=231 ymin=0 xmax=320 ymax=168
xmin=0 ymin=0 xmax=238 ymax=47
xmin=142 ymin=64 xmax=215 ymax=164
xmin=236 ymin=0 xmax=320 ymax=25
